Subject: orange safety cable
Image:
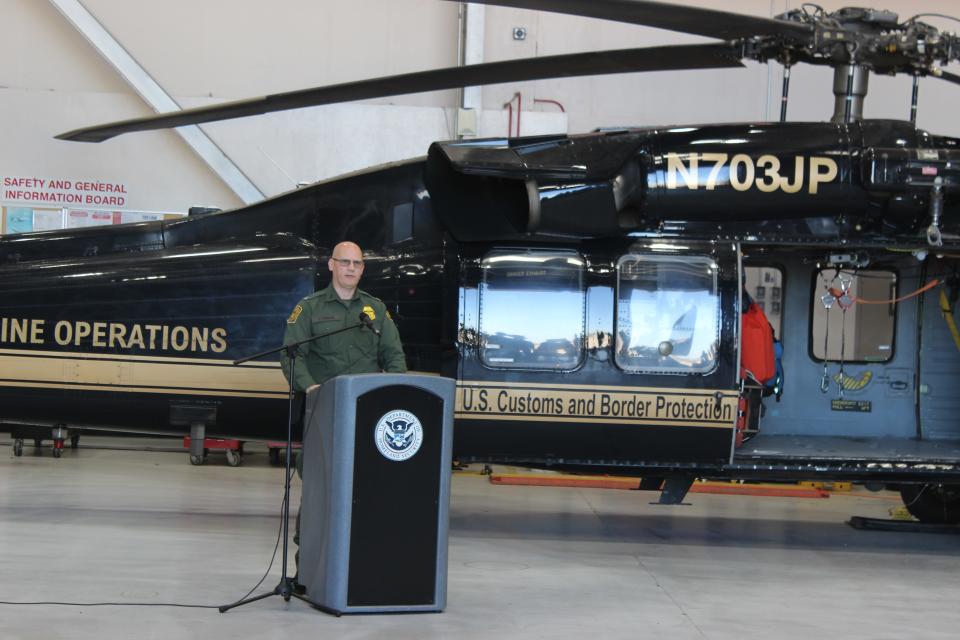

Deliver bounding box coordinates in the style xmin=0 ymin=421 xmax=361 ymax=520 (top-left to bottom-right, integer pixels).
xmin=828 ymin=278 xmax=940 ymax=305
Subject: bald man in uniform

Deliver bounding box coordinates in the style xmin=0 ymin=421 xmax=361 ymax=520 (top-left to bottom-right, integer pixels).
xmin=281 ymin=241 xmax=406 ymax=393
xmin=281 ymin=241 xmax=406 ymax=590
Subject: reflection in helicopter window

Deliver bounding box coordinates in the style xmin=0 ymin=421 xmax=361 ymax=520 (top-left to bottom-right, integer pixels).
xmin=616 ymin=255 xmax=720 ymax=374
xmin=479 ymin=249 xmax=585 ymax=371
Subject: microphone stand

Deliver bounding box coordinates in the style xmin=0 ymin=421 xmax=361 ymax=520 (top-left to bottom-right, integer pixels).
xmin=219 ymin=322 xmax=367 ymax=614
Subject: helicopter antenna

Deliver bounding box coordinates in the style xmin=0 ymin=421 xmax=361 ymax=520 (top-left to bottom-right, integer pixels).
xmin=779 ymin=64 xmax=791 ymax=122
xmin=910 ymin=73 xmax=921 ymax=124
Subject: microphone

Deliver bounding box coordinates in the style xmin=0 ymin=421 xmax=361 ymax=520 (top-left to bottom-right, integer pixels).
xmin=359 ymin=312 xmax=380 ymax=336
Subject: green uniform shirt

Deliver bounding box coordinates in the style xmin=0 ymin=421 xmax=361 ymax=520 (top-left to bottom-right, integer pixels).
xmin=280 ymin=284 xmax=407 ymax=392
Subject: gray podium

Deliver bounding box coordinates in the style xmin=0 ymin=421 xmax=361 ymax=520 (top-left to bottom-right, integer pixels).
xmin=299 ymin=373 xmax=455 ymax=614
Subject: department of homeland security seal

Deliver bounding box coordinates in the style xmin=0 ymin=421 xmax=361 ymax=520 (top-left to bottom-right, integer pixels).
xmin=374 ymin=410 xmax=423 ymax=461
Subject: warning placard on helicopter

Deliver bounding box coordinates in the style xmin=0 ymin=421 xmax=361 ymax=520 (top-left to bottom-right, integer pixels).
xmin=456 ymin=381 xmax=736 ymax=428
xmin=830 ymin=399 xmax=872 ymax=412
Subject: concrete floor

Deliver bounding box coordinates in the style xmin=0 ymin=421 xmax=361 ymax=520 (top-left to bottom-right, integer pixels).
xmin=1 ymin=437 xmax=959 ymax=640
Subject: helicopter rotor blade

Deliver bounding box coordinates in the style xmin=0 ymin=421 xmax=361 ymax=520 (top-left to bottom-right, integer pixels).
xmin=57 ymin=43 xmax=743 ymax=143
xmin=445 ymin=0 xmax=814 ymax=41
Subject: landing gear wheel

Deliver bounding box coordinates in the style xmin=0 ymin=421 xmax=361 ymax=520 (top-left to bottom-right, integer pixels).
xmin=900 ymin=484 xmax=960 ymax=524
xmin=190 ymin=454 xmax=207 ymax=466
xmin=225 ymin=449 xmax=242 ymax=467
xmin=13 ymin=439 xmax=23 ymax=457
xmin=70 ymin=434 xmax=80 ymax=449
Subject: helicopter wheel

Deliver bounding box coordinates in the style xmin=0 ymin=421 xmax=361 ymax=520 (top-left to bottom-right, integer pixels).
xmin=900 ymin=484 xmax=960 ymax=524
xmin=225 ymin=449 xmax=242 ymax=467
xmin=13 ymin=438 xmax=24 ymax=457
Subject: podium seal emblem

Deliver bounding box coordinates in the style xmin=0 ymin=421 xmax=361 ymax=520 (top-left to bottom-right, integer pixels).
xmin=374 ymin=410 xmax=424 ymax=461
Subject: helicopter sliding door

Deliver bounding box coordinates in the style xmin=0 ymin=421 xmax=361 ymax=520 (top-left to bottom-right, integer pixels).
xmin=453 ymin=242 xmax=739 ymax=467
xmin=918 ymin=263 xmax=960 ymax=442
xmin=737 ymin=254 xmax=921 ymax=458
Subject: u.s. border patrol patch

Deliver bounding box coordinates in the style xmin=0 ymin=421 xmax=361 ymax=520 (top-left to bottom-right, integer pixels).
xmin=287 ymin=304 xmax=303 ymax=324
xmin=362 ymin=305 xmax=376 ymax=321
xmin=374 ymin=410 xmax=423 ymax=462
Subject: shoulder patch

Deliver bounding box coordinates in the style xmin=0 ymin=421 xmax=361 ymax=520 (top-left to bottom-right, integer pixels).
xmin=362 ymin=305 xmax=376 ymax=321
xmin=287 ymin=304 xmax=304 ymax=324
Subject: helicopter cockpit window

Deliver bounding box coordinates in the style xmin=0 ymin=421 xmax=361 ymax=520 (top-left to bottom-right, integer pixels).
xmin=479 ymin=249 xmax=585 ymax=371
xmin=616 ymin=255 xmax=720 ymax=375
xmin=811 ymin=269 xmax=896 ymax=362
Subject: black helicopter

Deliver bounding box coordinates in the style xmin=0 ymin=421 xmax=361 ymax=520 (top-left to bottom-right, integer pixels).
xmin=3 ymin=0 xmax=960 ymax=523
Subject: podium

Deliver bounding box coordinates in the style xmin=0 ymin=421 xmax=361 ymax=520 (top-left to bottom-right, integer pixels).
xmin=299 ymin=373 xmax=455 ymax=614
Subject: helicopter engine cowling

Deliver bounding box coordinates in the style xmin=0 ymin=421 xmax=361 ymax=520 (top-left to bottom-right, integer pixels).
xmin=426 ymin=121 xmax=959 ymax=242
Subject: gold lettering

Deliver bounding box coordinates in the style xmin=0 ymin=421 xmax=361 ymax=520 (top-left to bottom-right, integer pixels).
xmin=190 ymin=327 xmax=209 ymax=352
xmin=779 ymin=156 xmax=805 ymax=193
xmin=0 ymin=317 xmax=6 ymax=342
xmin=729 ymin=154 xmax=754 ymax=191
xmin=54 ymin=321 xmax=72 ymax=345
xmin=170 ymin=326 xmax=189 ymax=351
xmin=30 ymin=319 xmax=44 ymax=345
xmin=108 ymin=323 xmax=128 ymax=349
xmin=666 ymin=153 xmax=698 ymax=189
xmin=162 ymin=325 xmax=170 ymax=350
xmin=809 ymin=157 xmax=838 ymax=194
xmin=755 ymin=155 xmax=781 ymax=193
xmin=127 ymin=324 xmax=145 ymax=350
xmin=11 ymin=318 xmax=28 ymax=343
xmin=145 ymin=325 xmax=161 ymax=350
xmin=210 ymin=328 xmax=227 ymax=353
xmin=700 ymin=152 xmax=728 ymax=190
xmin=92 ymin=322 xmax=108 ymax=347
xmin=74 ymin=321 xmax=91 ymax=345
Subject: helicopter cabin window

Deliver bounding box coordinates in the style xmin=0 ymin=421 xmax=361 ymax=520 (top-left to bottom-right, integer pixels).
xmin=616 ymin=255 xmax=720 ymax=374
xmin=744 ymin=266 xmax=783 ymax=339
xmin=479 ymin=249 xmax=585 ymax=370
xmin=811 ymin=269 xmax=896 ymax=362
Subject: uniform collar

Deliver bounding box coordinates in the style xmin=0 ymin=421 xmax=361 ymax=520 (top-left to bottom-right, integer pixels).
xmin=320 ymin=283 xmax=364 ymax=303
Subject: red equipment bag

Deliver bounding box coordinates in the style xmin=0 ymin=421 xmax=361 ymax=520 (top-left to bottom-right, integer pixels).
xmin=740 ymin=302 xmax=776 ymax=384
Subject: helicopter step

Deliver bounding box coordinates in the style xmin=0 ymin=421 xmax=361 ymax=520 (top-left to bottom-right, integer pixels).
xmin=734 ymin=434 xmax=960 ymax=466
xmin=847 ymin=516 xmax=959 ymax=534
xmin=182 ymin=436 xmax=244 ymax=467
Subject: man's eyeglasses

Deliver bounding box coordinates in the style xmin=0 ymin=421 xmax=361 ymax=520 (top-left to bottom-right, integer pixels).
xmin=332 ymin=257 xmax=364 ymax=268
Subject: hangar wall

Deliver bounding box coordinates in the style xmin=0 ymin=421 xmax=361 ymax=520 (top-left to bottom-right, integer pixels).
xmin=1 ymin=0 xmax=958 ymax=227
